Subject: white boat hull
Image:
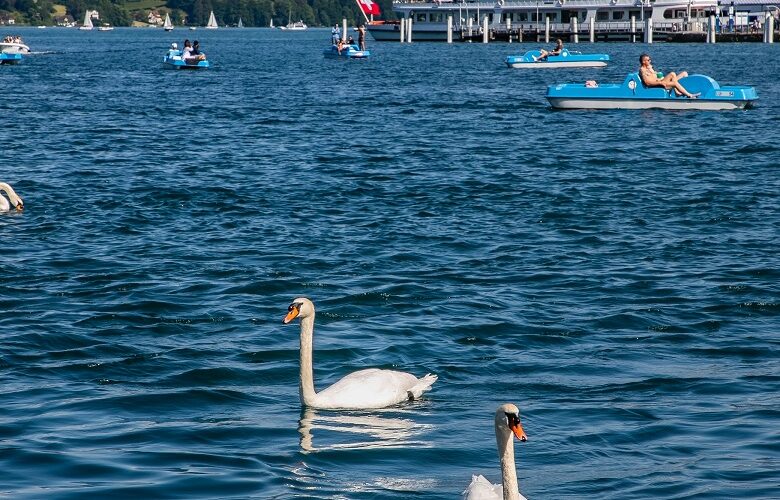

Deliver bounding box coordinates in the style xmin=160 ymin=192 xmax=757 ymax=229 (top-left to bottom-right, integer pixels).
xmin=0 ymin=42 xmax=30 ymax=54
xmin=508 ymin=61 xmax=607 ymax=69
xmin=367 ymin=23 xmax=458 ymax=41
xmin=547 ymin=98 xmax=749 ymax=110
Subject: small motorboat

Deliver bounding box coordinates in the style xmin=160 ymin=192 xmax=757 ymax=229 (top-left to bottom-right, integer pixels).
xmin=0 ymin=40 xmax=30 ymax=54
xmin=0 ymin=52 xmax=23 ymax=65
xmin=162 ymin=45 xmax=209 ymax=69
xmin=323 ymin=43 xmax=369 ymax=59
xmin=546 ymin=73 xmax=758 ymax=110
xmin=506 ymin=49 xmax=609 ymax=69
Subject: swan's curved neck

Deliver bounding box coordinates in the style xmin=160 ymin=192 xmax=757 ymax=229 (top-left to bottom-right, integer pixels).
xmin=298 ymin=315 xmax=317 ymax=406
xmin=497 ymin=429 xmax=520 ymax=500
xmin=0 ymin=182 xmax=21 ymax=209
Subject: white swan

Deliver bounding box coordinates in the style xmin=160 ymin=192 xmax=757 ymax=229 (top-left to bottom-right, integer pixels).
xmin=282 ymin=297 xmax=437 ymax=410
xmin=463 ymin=403 xmax=528 ymax=500
xmin=0 ymin=182 xmax=24 ymax=212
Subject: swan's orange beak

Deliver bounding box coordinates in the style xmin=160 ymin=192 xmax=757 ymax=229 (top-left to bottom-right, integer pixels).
xmin=512 ymin=422 xmax=527 ymax=442
xmin=283 ymin=304 xmax=300 ymax=324
xmin=16 ymin=200 xmax=23 ymax=211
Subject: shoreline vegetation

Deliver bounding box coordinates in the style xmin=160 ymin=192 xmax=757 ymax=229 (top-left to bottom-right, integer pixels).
xmin=0 ymin=0 xmax=394 ymax=29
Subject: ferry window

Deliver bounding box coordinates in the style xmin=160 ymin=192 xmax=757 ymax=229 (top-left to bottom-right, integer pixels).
xmin=663 ymin=9 xmax=673 ymax=19
xmin=612 ymin=11 xmax=624 ymax=20
xmin=431 ymin=13 xmax=443 ymax=22
xmin=597 ymin=11 xmax=609 ymax=20
xmin=629 ymin=10 xmax=639 ymax=18
xmin=520 ymin=13 xmax=528 ymax=21
xmin=417 ymin=13 xmax=426 ymax=22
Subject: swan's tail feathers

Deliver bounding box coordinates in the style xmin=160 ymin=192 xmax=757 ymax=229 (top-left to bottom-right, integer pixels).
xmin=408 ymin=373 xmax=438 ymax=400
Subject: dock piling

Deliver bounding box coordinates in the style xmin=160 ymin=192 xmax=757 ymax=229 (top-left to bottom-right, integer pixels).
xmin=644 ymin=18 xmax=653 ymax=44
xmin=589 ymin=17 xmax=595 ymax=42
xmin=399 ymin=18 xmax=404 ymax=43
xmin=342 ymin=18 xmax=347 ymax=42
xmin=630 ymin=15 xmax=636 ymax=43
xmin=447 ymin=15 xmax=453 ymax=43
xmin=764 ymin=12 xmax=774 ymax=43
xmin=708 ymin=14 xmax=716 ymax=43
xmin=545 ymin=16 xmax=550 ymax=43
xmin=482 ymin=16 xmax=488 ymax=43
xmin=408 ymin=17 xmax=413 ymax=43
xmin=572 ymin=18 xmax=579 ymax=43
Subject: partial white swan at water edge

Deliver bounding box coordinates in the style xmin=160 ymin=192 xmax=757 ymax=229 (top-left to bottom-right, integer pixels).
xmin=282 ymin=297 xmax=437 ymax=410
xmin=463 ymin=403 xmax=528 ymax=500
xmin=0 ymin=182 xmax=24 ymax=212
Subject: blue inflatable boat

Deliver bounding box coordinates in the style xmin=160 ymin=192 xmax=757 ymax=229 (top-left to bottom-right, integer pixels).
xmin=323 ymin=44 xmax=370 ymax=59
xmin=163 ymin=48 xmax=209 ymax=70
xmin=546 ymin=73 xmax=757 ymax=110
xmin=506 ymin=49 xmax=609 ymax=69
xmin=0 ymin=53 xmax=23 ymax=65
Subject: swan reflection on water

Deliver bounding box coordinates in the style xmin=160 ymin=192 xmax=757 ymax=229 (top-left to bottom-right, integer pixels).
xmin=298 ymin=407 xmax=434 ymax=453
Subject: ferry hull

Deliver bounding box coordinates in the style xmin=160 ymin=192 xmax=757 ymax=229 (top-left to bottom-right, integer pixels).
xmin=366 ymin=22 xmax=460 ymax=42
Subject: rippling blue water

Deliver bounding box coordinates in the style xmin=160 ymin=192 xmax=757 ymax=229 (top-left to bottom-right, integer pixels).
xmin=1 ymin=27 xmax=779 ymax=499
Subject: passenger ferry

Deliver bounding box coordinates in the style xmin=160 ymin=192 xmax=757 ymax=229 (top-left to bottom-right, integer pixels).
xmin=366 ymin=0 xmax=777 ymax=41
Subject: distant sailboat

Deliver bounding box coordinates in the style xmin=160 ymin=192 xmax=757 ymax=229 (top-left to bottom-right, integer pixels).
xmin=164 ymin=12 xmax=174 ymax=31
xmin=237 ymin=17 xmax=244 ymax=28
xmin=79 ymin=10 xmax=93 ymax=31
xmin=269 ymin=18 xmax=275 ymax=28
xmin=280 ymin=8 xmax=307 ymax=30
xmin=205 ymin=10 xmax=218 ymax=29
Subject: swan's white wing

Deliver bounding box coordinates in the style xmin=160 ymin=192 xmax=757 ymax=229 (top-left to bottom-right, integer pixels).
xmin=313 ymin=368 xmax=435 ymax=409
xmin=0 ymin=195 xmax=8 ymax=212
xmin=463 ymin=475 xmax=502 ymax=500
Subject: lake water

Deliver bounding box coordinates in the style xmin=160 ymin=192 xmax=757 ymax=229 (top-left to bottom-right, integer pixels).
xmin=1 ymin=27 xmax=778 ymax=499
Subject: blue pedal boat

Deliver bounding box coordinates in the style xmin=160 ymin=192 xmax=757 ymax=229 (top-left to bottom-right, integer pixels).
xmin=546 ymin=73 xmax=757 ymax=110
xmin=506 ymin=49 xmax=609 ymax=69
xmin=163 ymin=49 xmax=209 ymax=70
xmin=323 ymin=44 xmax=370 ymax=59
xmin=0 ymin=53 xmax=23 ymax=65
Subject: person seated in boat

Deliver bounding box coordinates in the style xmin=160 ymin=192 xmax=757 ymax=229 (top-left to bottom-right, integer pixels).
xmin=638 ymin=53 xmax=699 ymax=98
xmin=168 ymin=42 xmax=180 ymax=59
xmin=347 ymin=36 xmax=355 ymax=46
xmin=191 ymin=40 xmax=206 ymax=61
xmin=538 ymin=39 xmax=563 ymax=61
xmin=181 ymin=39 xmax=194 ymax=62
xmin=336 ymin=38 xmax=345 ymax=54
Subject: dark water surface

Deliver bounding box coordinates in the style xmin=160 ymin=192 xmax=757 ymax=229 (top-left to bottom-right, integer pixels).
xmin=1 ymin=27 xmax=779 ymax=499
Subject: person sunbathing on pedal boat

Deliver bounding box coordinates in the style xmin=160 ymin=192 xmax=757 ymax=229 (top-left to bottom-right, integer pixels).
xmin=638 ymin=53 xmax=700 ymax=98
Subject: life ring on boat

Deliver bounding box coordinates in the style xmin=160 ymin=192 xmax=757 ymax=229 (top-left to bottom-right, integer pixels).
xmin=497 ymin=0 xmax=505 ymax=5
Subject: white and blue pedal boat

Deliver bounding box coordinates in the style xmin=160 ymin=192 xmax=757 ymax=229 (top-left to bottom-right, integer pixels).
xmin=506 ymin=49 xmax=608 ymax=69
xmin=546 ymin=73 xmax=757 ymax=110
xmin=163 ymin=50 xmax=209 ymax=70
xmin=0 ymin=53 xmax=23 ymax=65
xmin=323 ymin=44 xmax=370 ymax=59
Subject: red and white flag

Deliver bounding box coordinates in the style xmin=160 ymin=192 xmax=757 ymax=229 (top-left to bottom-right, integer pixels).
xmin=357 ymin=0 xmax=381 ymax=16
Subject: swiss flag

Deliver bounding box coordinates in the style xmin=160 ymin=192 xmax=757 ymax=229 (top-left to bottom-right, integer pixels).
xmin=357 ymin=0 xmax=381 ymax=16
